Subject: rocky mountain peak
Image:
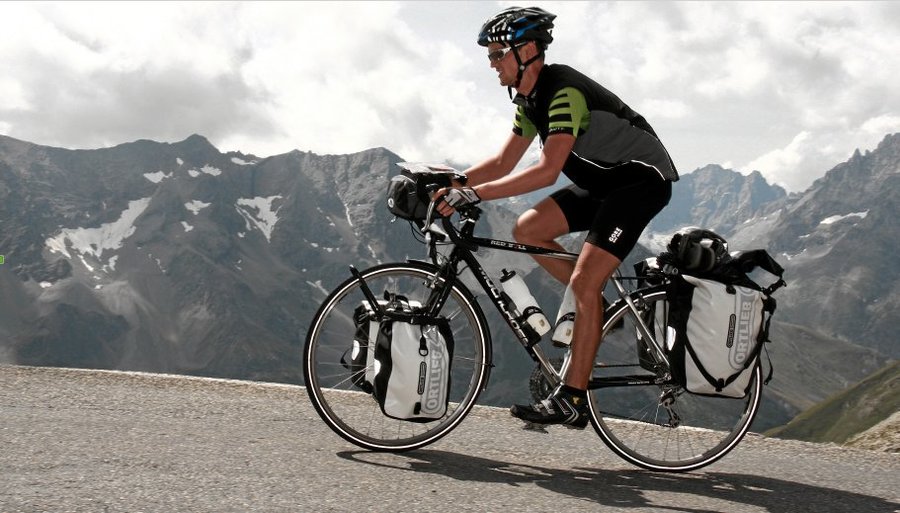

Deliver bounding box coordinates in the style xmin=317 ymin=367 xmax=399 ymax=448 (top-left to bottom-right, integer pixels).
xmin=648 ymin=164 xmax=787 ymax=237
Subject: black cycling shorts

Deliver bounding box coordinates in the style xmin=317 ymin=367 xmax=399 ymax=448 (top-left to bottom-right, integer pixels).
xmin=550 ymin=162 xmax=672 ymax=261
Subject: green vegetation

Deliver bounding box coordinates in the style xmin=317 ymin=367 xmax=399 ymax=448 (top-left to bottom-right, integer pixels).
xmin=765 ymin=361 xmax=900 ymax=444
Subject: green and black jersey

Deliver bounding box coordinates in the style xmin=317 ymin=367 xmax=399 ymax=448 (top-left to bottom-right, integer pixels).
xmin=512 ymin=64 xmax=678 ymax=187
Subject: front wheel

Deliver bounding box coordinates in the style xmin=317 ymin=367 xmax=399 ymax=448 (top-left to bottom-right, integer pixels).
xmin=588 ymin=288 xmax=762 ymax=471
xmin=303 ymin=262 xmax=492 ymax=451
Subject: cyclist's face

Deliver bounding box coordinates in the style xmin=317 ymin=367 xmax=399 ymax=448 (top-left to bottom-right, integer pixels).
xmin=487 ymin=42 xmax=518 ymax=86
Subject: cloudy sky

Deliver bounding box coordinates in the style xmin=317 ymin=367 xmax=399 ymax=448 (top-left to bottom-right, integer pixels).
xmin=1 ymin=1 xmax=898 ymax=192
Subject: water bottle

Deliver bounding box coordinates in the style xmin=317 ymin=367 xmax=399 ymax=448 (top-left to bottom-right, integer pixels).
xmin=552 ymin=283 xmax=576 ymax=347
xmin=499 ymin=269 xmax=550 ymax=336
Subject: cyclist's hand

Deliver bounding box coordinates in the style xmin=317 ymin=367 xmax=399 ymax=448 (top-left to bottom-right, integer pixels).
xmin=446 ymin=187 xmax=481 ymax=207
xmin=435 ymin=186 xmax=480 ymax=216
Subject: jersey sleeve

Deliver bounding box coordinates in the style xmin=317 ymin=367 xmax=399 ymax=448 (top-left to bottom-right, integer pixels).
xmin=512 ymin=105 xmax=538 ymax=138
xmin=547 ymin=87 xmax=590 ymax=137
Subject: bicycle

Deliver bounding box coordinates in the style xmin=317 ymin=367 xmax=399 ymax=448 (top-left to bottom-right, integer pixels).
xmin=303 ymin=167 xmax=764 ymax=472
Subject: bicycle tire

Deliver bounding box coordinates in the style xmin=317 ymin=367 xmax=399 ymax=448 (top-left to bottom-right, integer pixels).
xmin=588 ymin=287 xmax=762 ymax=472
xmin=304 ymin=261 xmax=492 ymax=451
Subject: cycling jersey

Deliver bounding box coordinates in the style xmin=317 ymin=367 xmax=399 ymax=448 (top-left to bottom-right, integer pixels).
xmin=512 ymin=64 xmax=679 ymax=186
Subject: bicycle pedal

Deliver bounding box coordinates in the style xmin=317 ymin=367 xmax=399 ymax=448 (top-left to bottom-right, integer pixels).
xmin=521 ymin=422 xmax=549 ymax=434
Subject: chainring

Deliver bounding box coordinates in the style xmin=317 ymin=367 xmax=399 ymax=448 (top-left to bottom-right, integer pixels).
xmin=528 ymin=357 xmax=564 ymax=403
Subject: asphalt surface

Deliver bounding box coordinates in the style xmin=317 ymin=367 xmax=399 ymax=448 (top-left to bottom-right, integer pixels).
xmin=1 ymin=365 xmax=898 ymax=513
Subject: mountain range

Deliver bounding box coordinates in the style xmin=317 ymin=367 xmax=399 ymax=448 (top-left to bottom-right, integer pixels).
xmin=0 ymin=132 xmax=897 ymax=436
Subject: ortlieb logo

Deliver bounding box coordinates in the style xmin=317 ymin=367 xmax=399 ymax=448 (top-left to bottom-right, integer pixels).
xmin=420 ymin=327 xmax=447 ymax=415
xmin=728 ymin=290 xmax=758 ymax=370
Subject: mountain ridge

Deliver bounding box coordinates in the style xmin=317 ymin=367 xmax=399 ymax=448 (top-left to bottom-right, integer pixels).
xmin=0 ymin=132 xmax=896 ymax=439
xmin=765 ymin=360 xmax=899 ymax=451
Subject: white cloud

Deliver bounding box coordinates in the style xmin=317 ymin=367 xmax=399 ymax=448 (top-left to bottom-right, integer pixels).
xmin=743 ymin=132 xmax=814 ymax=190
xmin=1 ymin=1 xmax=898 ymax=192
xmin=641 ymin=99 xmax=691 ymax=120
xmin=861 ymin=115 xmax=900 ymax=137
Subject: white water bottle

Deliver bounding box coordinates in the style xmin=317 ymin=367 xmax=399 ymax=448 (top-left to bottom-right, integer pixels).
xmin=552 ymin=283 xmax=576 ymax=347
xmin=499 ymin=269 xmax=550 ymax=336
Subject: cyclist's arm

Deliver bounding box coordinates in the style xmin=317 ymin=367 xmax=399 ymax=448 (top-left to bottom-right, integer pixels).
xmin=468 ymin=87 xmax=586 ymax=200
xmin=472 ymin=133 xmax=574 ymax=201
xmin=462 ymin=132 xmax=534 ymax=187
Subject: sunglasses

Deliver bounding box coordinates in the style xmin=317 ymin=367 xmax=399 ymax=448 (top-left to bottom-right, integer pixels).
xmin=487 ymin=44 xmax=525 ymax=63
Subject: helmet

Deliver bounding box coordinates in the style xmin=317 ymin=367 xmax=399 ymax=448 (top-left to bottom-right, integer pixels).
xmin=477 ymin=6 xmax=556 ymax=49
xmin=667 ymin=228 xmax=730 ymax=273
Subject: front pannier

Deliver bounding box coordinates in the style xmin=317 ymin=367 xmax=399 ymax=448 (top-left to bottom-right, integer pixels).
xmin=372 ymin=294 xmax=455 ymax=422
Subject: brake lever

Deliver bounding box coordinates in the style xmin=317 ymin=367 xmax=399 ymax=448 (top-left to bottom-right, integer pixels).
xmin=423 ymin=184 xmax=444 ymax=234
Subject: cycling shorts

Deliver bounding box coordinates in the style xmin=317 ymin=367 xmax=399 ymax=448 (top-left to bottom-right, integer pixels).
xmin=549 ymin=162 xmax=672 ymax=261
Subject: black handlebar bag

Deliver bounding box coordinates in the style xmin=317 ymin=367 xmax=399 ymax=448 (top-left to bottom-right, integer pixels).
xmin=386 ymin=162 xmax=466 ymax=221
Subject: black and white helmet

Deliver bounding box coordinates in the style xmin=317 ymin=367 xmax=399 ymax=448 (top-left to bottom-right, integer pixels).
xmin=477 ymin=6 xmax=556 ymax=49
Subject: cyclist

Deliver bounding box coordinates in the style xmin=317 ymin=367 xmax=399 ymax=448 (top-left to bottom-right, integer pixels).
xmin=436 ymin=6 xmax=679 ymax=428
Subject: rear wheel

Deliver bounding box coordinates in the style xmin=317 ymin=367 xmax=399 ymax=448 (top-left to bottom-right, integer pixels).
xmin=588 ymin=288 xmax=762 ymax=471
xmin=303 ymin=262 xmax=491 ymax=451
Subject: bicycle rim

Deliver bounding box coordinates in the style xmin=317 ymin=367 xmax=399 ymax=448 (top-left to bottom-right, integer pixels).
xmin=304 ymin=262 xmax=491 ymax=451
xmin=588 ymin=289 xmax=762 ymax=472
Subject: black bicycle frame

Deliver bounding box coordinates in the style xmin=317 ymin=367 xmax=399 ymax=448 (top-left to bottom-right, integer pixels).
xmin=398 ymin=208 xmax=669 ymax=391
xmin=431 ymin=215 xmax=579 ymax=367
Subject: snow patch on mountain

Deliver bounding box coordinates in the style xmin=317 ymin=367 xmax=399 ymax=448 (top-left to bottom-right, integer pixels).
xmin=307 ymin=280 xmax=329 ymax=296
xmin=187 ymin=165 xmax=222 ymax=177
xmin=185 ymin=200 xmax=210 ymax=215
xmin=45 ymin=198 xmax=151 ymax=260
xmin=230 ymin=157 xmax=256 ymax=166
xmin=235 ymin=196 xmax=283 ymax=242
xmin=820 ymin=211 xmax=868 ymax=225
xmin=143 ymin=171 xmax=171 ymax=183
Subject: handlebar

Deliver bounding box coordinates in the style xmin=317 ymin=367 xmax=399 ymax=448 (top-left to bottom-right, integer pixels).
xmin=422 ymin=186 xmax=480 ymax=252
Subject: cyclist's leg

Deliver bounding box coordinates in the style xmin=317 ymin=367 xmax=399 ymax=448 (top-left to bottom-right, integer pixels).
xmin=565 ymin=243 xmax=620 ymax=389
xmin=566 ymin=163 xmax=673 ymax=389
xmin=511 ymin=165 xmax=672 ymax=426
xmin=512 ymin=196 xmax=573 ymax=284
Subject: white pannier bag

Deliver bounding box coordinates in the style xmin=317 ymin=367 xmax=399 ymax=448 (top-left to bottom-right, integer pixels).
xmin=372 ymin=297 xmax=455 ymax=422
xmin=666 ymin=275 xmax=769 ymax=398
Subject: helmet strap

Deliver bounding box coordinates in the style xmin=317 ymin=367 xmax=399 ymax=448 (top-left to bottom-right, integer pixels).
xmin=510 ymin=44 xmax=543 ymax=92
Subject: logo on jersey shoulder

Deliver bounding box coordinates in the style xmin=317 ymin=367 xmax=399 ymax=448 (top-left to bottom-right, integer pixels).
xmin=608 ymin=227 xmax=624 ymax=243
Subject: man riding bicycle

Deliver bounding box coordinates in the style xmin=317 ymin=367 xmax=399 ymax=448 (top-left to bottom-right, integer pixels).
xmin=436 ymin=6 xmax=679 ymax=428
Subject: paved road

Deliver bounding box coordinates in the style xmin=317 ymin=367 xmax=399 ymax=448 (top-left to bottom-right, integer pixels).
xmin=1 ymin=365 xmax=897 ymax=513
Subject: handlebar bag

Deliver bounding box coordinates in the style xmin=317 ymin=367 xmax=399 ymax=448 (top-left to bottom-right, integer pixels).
xmin=665 ymin=274 xmax=775 ymax=398
xmin=386 ymin=162 xmax=467 ymax=220
xmin=372 ymin=296 xmax=455 ymax=422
